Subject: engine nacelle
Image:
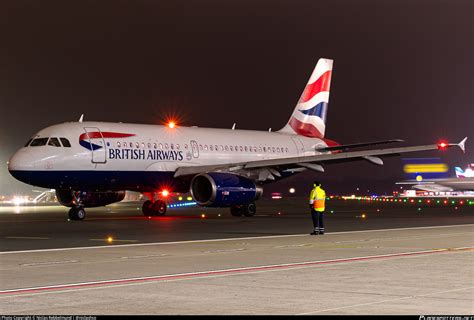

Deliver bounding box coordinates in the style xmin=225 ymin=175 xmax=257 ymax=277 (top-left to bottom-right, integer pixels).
xmin=56 ymin=190 xmax=126 ymax=207
xmin=190 ymin=172 xmax=263 ymax=207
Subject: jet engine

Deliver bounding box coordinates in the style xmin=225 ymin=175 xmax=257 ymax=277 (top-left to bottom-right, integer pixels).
xmin=56 ymin=190 xmax=126 ymax=207
xmin=190 ymin=172 xmax=262 ymax=207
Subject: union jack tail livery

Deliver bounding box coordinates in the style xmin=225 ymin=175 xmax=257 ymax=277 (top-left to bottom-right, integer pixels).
xmin=279 ymin=58 xmax=333 ymax=138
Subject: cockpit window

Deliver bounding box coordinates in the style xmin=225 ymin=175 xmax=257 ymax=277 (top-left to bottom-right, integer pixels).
xmin=30 ymin=138 xmax=48 ymax=146
xmin=48 ymin=137 xmax=61 ymax=147
xmin=24 ymin=139 xmax=33 ymax=147
xmin=60 ymin=138 xmax=71 ymax=147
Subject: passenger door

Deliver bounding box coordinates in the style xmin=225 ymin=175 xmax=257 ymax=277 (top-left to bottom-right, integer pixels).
xmin=83 ymin=127 xmax=107 ymax=164
xmin=190 ymin=140 xmax=199 ymax=158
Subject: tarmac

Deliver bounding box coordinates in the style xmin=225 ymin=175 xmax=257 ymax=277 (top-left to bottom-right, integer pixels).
xmin=0 ymin=197 xmax=473 ymax=314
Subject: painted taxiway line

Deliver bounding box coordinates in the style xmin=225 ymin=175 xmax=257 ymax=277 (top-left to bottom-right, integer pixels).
xmin=1 ymin=246 xmax=472 ymax=296
xmin=1 ymin=223 xmax=472 ymax=255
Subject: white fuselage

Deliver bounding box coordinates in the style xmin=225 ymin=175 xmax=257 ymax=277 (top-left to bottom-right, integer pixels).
xmin=8 ymin=121 xmax=329 ymax=192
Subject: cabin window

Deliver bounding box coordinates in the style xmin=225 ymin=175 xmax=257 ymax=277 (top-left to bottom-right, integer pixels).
xmin=176 ymin=144 xmax=180 ymax=150
xmin=199 ymin=144 xmax=203 ymax=151
xmin=30 ymin=138 xmax=48 ymax=147
xmin=117 ymin=142 xmax=121 ymax=148
xmin=170 ymin=144 xmax=174 ymax=150
xmin=204 ymin=145 xmax=208 ymax=151
xmin=210 ymin=145 xmax=214 ymax=151
xmin=147 ymin=143 xmax=151 ymax=148
xmin=153 ymin=143 xmax=157 ymax=149
xmin=230 ymin=146 xmax=233 ymax=151
xmin=225 ymin=145 xmax=229 ymax=151
xmin=165 ymin=143 xmax=169 ymax=149
xmin=285 ymin=147 xmax=289 ymax=153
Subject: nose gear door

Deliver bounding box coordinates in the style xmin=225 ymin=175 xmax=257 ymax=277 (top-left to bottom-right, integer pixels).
xmin=83 ymin=127 xmax=107 ymax=164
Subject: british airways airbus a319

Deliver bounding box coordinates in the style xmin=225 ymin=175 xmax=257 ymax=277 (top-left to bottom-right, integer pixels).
xmin=7 ymin=58 xmax=467 ymax=220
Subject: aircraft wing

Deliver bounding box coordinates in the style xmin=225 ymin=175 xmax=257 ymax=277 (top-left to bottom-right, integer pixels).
xmin=174 ymin=137 xmax=467 ymax=178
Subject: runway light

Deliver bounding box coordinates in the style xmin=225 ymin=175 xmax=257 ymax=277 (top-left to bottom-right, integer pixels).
xmin=178 ymin=196 xmax=183 ymax=201
xmin=187 ymin=196 xmax=193 ymax=201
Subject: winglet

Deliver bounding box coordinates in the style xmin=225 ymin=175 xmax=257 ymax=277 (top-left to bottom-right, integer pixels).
xmin=78 ymin=114 xmax=84 ymax=123
xmin=458 ymin=137 xmax=468 ymax=153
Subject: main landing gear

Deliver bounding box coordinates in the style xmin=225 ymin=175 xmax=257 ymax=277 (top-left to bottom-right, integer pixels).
xmin=142 ymin=200 xmax=167 ymax=216
xmin=230 ymin=202 xmax=256 ymax=217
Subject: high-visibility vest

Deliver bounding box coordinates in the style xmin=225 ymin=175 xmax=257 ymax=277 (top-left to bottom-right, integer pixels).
xmin=313 ymin=187 xmax=326 ymax=212
xmin=309 ymin=188 xmax=317 ymax=205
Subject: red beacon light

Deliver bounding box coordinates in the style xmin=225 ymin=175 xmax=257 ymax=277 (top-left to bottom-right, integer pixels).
xmin=437 ymin=141 xmax=448 ymax=150
xmin=161 ymin=189 xmax=170 ymax=197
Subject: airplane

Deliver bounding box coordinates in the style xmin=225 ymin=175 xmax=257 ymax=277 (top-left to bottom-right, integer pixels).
xmin=7 ymin=58 xmax=467 ymax=220
xmin=397 ymin=163 xmax=474 ymax=192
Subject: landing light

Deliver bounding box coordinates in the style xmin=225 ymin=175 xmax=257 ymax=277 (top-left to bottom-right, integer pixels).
xmin=107 ymin=236 xmax=113 ymax=243
xmin=161 ymin=190 xmax=169 ymax=197
xmin=168 ymin=122 xmax=176 ymax=129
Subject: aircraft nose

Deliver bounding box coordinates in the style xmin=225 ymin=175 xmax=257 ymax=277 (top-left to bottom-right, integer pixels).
xmin=8 ymin=149 xmax=35 ymax=175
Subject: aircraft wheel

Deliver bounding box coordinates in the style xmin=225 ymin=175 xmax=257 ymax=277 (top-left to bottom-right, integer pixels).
xmin=142 ymin=200 xmax=153 ymax=216
xmin=152 ymin=200 xmax=167 ymax=216
xmin=230 ymin=205 xmax=242 ymax=217
xmin=68 ymin=207 xmax=86 ymax=220
xmin=242 ymin=202 xmax=256 ymax=217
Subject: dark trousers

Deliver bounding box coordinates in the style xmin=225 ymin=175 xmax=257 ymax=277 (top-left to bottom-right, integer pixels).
xmin=311 ymin=209 xmax=325 ymax=232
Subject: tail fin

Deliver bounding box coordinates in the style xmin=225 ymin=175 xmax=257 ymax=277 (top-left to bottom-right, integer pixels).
xmin=455 ymin=167 xmax=465 ymax=178
xmin=279 ymin=58 xmax=333 ymax=138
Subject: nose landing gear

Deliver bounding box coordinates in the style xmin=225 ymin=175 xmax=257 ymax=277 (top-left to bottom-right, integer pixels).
xmin=68 ymin=207 xmax=86 ymax=220
xmin=68 ymin=191 xmax=86 ymax=221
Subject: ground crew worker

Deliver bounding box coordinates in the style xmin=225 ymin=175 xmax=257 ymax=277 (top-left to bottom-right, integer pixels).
xmin=309 ymin=181 xmax=326 ymax=235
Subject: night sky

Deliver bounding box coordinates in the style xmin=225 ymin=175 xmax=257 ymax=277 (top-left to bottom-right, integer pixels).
xmin=1 ymin=0 xmax=472 ymax=196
